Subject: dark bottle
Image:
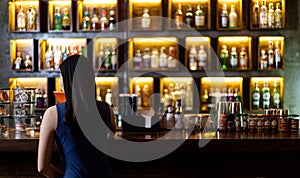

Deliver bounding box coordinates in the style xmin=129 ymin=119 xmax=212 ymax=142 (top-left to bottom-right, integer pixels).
xmin=54 ymin=7 xmax=62 ymax=30
xmin=108 ymin=8 xmax=116 ymax=30
xmin=234 ymin=88 xmax=242 ymax=102
xmin=166 ymin=105 xmax=174 ymax=130
xmin=174 ymin=99 xmax=183 ymax=130
xmin=42 ymin=89 xmax=48 ymax=108
xmin=82 ymin=6 xmax=90 ymax=30
xmin=36 ymin=88 xmax=43 ymax=108
xmin=91 ymin=6 xmax=100 ymax=30
xmin=100 ymin=6 xmax=108 ymax=30
xmin=185 ymin=5 xmax=193 ymax=27
xmin=62 ymin=8 xmax=71 ymax=30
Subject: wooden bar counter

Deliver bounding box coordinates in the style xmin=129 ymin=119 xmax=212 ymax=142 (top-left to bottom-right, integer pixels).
xmin=1 ymin=130 xmax=300 ymax=177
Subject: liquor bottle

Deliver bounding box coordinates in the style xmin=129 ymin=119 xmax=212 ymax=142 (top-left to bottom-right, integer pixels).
xmin=23 ymin=55 xmax=32 ymax=71
xmin=133 ymin=49 xmax=143 ymax=69
xmin=185 ymin=5 xmax=193 ymax=28
xmin=185 ymin=82 xmax=193 ymax=110
xmin=96 ymin=87 xmax=102 ymax=101
xmin=45 ymin=45 xmax=54 ymax=70
xmin=143 ymin=48 xmax=151 ymax=68
xmin=230 ymin=47 xmax=238 ymax=69
xmin=221 ymin=87 xmax=227 ymax=102
xmin=62 ymin=45 xmax=68 ymax=61
xmin=268 ymin=3 xmax=275 ymax=28
xmin=82 ymin=6 xmax=90 ymax=30
xmin=229 ymin=4 xmax=237 ymax=29
xmin=91 ymin=7 xmax=100 ymax=30
xmin=159 ymin=47 xmax=167 ymax=68
xmin=167 ymin=46 xmax=177 ymax=68
xmin=105 ymin=88 xmax=112 ymax=106
xmin=275 ymin=3 xmax=282 ymax=28
xmin=142 ymin=84 xmax=150 ymax=107
xmin=42 ymin=89 xmax=48 ymax=108
xmin=220 ymin=4 xmax=228 ymax=28
xmin=239 ymin=47 xmax=248 ymax=69
xmin=62 ymin=8 xmax=71 ymax=30
xmin=108 ymin=8 xmax=116 ymax=30
xmin=252 ymin=0 xmax=260 ymax=28
xmin=98 ymin=44 xmax=104 ymax=70
xmin=201 ymin=88 xmax=209 ymax=112
xmin=215 ymin=88 xmax=222 ymax=106
xmin=174 ymin=99 xmax=183 ymax=129
xmin=107 ymin=44 xmax=115 ymax=70
xmin=262 ymin=81 xmax=270 ymax=109
xmin=268 ymin=41 xmax=274 ymax=69
xmin=104 ymin=44 xmax=111 ymax=70
xmin=54 ymin=7 xmax=62 ymax=30
xmin=14 ymin=52 xmax=23 ymax=70
xmin=100 ymin=6 xmax=108 ymax=30
xmin=141 ymin=8 xmax=150 ymax=29
xmin=26 ymin=5 xmax=36 ymax=30
xmin=189 ymin=46 xmax=198 ymax=70
xmin=175 ymin=3 xmax=183 ymax=28
xmin=150 ymin=48 xmax=159 ymax=68
xmin=17 ymin=5 xmax=26 ymax=31
xmin=208 ymin=87 xmax=215 ymax=110
xmin=36 ymin=88 xmax=43 ymax=109
xmin=274 ymin=41 xmax=281 ymax=69
xmin=273 ymin=81 xmax=280 ymax=108
xmin=234 ymin=88 xmax=242 ymax=102
xmin=135 ymin=84 xmax=142 ymax=108
xmin=198 ymin=45 xmax=207 ymax=70
xmin=252 ymin=82 xmax=260 ymax=110
xmin=195 ymin=4 xmax=205 ymax=27
xmin=220 ymin=45 xmax=228 ymax=70
xmin=166 ymin=105 xmax=174 ymax=130
xmin=53 ymin=45 xmax=62 ymax=70
xmin=260 ymin=0 xmax=267 ymax=28
xmin=227 ymin=88 xmax=234 ymax=102
xmin=260 ymin=50 xmax=268 ymax=69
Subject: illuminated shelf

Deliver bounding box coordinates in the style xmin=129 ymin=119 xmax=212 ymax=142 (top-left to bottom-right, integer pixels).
xmin=129 ymin=0 xmax=162 ymax=31
xmin=216 ymin=0 xmax=243 ymax=30
xmin=48 ymin=0 xmax=72 ymax=32
xmin=185 ymin=36 xmax=211 ymax=71
xmin=250 ymin=77 xmax=284 ymax=111
xmin=95 ymin=77 xmax=118 ymax=106
xmin=217 ymin=36 xmax=252 ymax=70
xmin=130 ymin=77 xmax=154 ymax=109
xmin=8 ymin=0 xmax=40 ymax=32
xmin=258 ymin=36 xmax=285 ymax=70
xmin=10 ymin=39 xmax=35 ymax=72
xmin=168 ymin=0 xmax=211 ymax=30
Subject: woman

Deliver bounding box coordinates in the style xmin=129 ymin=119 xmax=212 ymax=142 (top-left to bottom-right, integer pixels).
xmin=38 ymin=55 xmax=115 ymax=177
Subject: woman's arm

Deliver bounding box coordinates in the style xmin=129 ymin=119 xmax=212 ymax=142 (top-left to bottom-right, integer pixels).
xmin=38 ymin=106 xmax=63 ymax=177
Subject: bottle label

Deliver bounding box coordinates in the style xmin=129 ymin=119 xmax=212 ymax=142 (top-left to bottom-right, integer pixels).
xmin=111 ymin=55 xmax=116 ymax=65
xmin=159 ymin=56 xmax=167 ymax=68
xmin=239 ymin=57 xmax=247 ymax=67
xmin=275 ymin=52 xmax=281 ymax=62
xmin=221 ymin=16 xmax=228 ymax=27
xmin=274 ymin=93 xmax=280 ymax=104
xmin=175 ymin=15 xmax=182 ymax=27
xmin=186 ymin=18 xmax=193 ymax=27
xmin=27 ymin=13 xmax=35 ymax=29
xmin=252 ymin=93 xmax=260 ymax=100
xmin=260 ymin=12 xmax=267 ymax=27
xmin=141 ymin=18 xmax=150 ymax=28
xmin=17 ymin=17 xmax=26 ymax=29
xmin=230 ymin=56 xmax=238 ymax=67
xmin=263 ymin=92 xmax=270 ymax=100
xmin=195 ymin=16 xmax=205 ymax=27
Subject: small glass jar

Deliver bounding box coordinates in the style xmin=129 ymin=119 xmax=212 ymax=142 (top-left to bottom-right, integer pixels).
xmin=264 ymin=115 xmax=271 ymax=131
xmin=0 ymin=88 xmax=10 ymax=103
xmin=241 ymin=114 xmax=249 ymax=132
xmin=271 ymin=115 xmax=278 ymax=131
xmin=0 ymin=116 xmax=10 ymax=135
xmin=278 ymin=115 xmax=289 ymax=132
xmin=218 ymin=114 xmax=227 ymax=131
xmin=257 ymin=115 xmax=265 ymax=131
xmin=249 ymin=114 xmax=257 ymax=131
xmin=289 ymin=115 xmax=299 ymax=132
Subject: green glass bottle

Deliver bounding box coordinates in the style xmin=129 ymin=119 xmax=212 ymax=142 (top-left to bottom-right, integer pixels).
xmin=82 ymin=6 xmax=90 ymax=30
xmin=54 ymin=7 xmax=62 ymax=30
xmin=62 ymin=8 xmax=71 ymax=30
xmin=234 ymin=88 xmax=242 ymax=103
xmin=252 ymin=82 xmax=260 ymax=110
xmin=273 ymin=81 xmax=280 ymax=108
xmin=220 ymin=45 xmax=228 ymax=70
xmin=104 ymin=44 xmax=111 ymax=70
xmin=262 ymin=81 xmax=270 ymax=109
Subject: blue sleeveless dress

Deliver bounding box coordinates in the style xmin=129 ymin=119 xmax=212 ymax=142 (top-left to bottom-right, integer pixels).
xmin=55 ymin=102 xmax=114 ymax=178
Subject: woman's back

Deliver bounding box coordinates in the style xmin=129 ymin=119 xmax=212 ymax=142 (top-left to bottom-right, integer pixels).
xmin=55 ymin=101 xmax=114 ymax=178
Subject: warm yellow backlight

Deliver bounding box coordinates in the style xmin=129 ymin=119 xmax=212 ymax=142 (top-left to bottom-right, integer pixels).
xmin=46 ymin=38 xmax=86 ymax=45
xmin=162 ymin=77 xmax=193 ymax=84
xmin=83 ymin=0 xmax=117 ymax=5
xmin=49 ymin=0 xmax=71 ymax=6
xmin=202 ymin=77 xmax=243 ymax=83
xmin=97 ymin=38 xmax=117 ymax=44
xmin=131 ymin=77 xmax=154 ymax=83
xmin=15 ymin=1 xmax=39 ymax=6
xmin=218 ymin=0 xmax=239 ymax=3
xmin=186 ymin=37 xmax=210 ymax=43
xmin=14 ymin=39 xmax=32 ymax=45
xmin=172 ymin=0 xmax=208 ymax=3
xmin=95 ymin=77 xmax=118 ymax=83
xmin=10 ymin=78 xmax=47 ymax=88
xmin=219 ymin=36 xmax=250 ymax=42
xmin=251 ymin=77 xmax=283 ymax=83
xmin=259 ymin=36 xmax=284 ymax=42
xmin=131 ymin=0 xmax=161 ymax=3
xmin=133 ymin=37 xmax=177 ymax=44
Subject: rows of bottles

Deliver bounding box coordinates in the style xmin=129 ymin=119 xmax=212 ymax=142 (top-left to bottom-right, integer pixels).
xmin=219 ymin=45 xmax=249 ymax=70
xmin=9 ymin=0 xmax=285 ymax=32
xmin=96 ymin=43 xmax=118 ymax=71
xmin=259 ymin=39 xmax=283 ymax=70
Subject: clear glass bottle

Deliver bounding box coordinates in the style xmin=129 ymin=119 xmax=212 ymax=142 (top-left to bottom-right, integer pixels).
xmin=195 ymin=4 xmax=205 ymax=27
xmin=62 ymin=8 xmax=71 ymax=30
xmin=198 ymin=45 xmax=207 ymax=69
xmin=273 ymin=81 xmax=280 ymax=108
xmin=268 ymin=3 xmax=275 ymax=28
xmin=239 ymin=47 xmax=248 ymax=69
xmin=159 ymin=47 xmax=167 ymax=68
xmin=141 ymin=8 xmax=150 ymax=29
xmin=175 ymin=3 xmax=183 ymax=28
xmin=82 ymin=6 xmax=90 ymax=30
xmin=26 ymin=5 xmax=36 ymax=30
xmin=104 ymin=44 xmax=111 ymax=70
xmin=23 ymin=55 xmax=32 ymax=71
xmin=174 ymin=99 xmax=183 ymax=129
xmin=100 ymin=6 xmax=108 ymax=30
xmin=111 ymin=44 xmax=117 ymax=70
xmin=252 ymin=82 xmax=260 ymax=110
xmin=229 ymin=4 xmax=237 ymax=28
xmin=91 ymin=6 xmax=100 ymax=30
xmin=230 ymin=47 xmax=238 ymax=69
xmin=166 ymin=105 xmax=174 ymax=130
xmin=133 ymin=49 xmax=143 ymax=69
xmin=221 ymin=87 xmax=227 ymax=102
xmin=252 ymin=0 xmax=260 ymax=28
xmin=143 ymin=48 xmax=151 ymax=69
xmin=17 ymin=5 xmax=26 ymax=31
xmin=185 ymin=82 xmax=193 ymax=110
xmin=105 ymin=88 xmax=112 ymax=106
xmin=14 ymin=52 xmax=22 ymax=70
xmin=275 ymin=3 xmax=282 ymax=28
xmin=260 ymin=50 xmax=268 ymax=69
xmin=220 ymin=4 xmax=228 ymax=28
xmin=185 ymin=5 xmax=193 ymax=27
xmin=268 ymin=41 xmax=274 ymax=69
xmin=108 ymin=7 xmax=116 ymax=30
xmin=151 ymin=48 xmax=159 ymax=68
xmin=189 ymin=46 xmax=198 ymax=70
xmin=220 ymin=45 xmax=228 ymax=70
xmin=54 ymin=7 xmax=62 ymax=30
xmin=260 ymin=0 xmax=267 ymax=28
xmin=227 ymin=88 xmax=234 ymax=102
xmin=262 ymin=81 xmax=270 ymax=109
xmin=45 ymin=45 xmax=54 ymax=70
xmin=135 ymin=84 xmax=142 ymax=108
xmin=142 ymin=84 xmax=150 ymax=107
xmin=97 ymin=44 xmax=104 ymax=70
xmin=53 ymin=45 xmax=62 ymax=70
xmin=167 ymin=46 xmax=177 ymax=69
xmin=274 ymin=41 xmax=281 ymax=69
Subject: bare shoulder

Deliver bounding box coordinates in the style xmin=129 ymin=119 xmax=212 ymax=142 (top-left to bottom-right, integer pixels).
xmin=42 ymin=105 xmax=58 ymax=130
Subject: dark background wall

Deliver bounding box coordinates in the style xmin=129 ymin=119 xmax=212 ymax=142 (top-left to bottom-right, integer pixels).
xmin=0 ymin=0 xmax=300 ymax=114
